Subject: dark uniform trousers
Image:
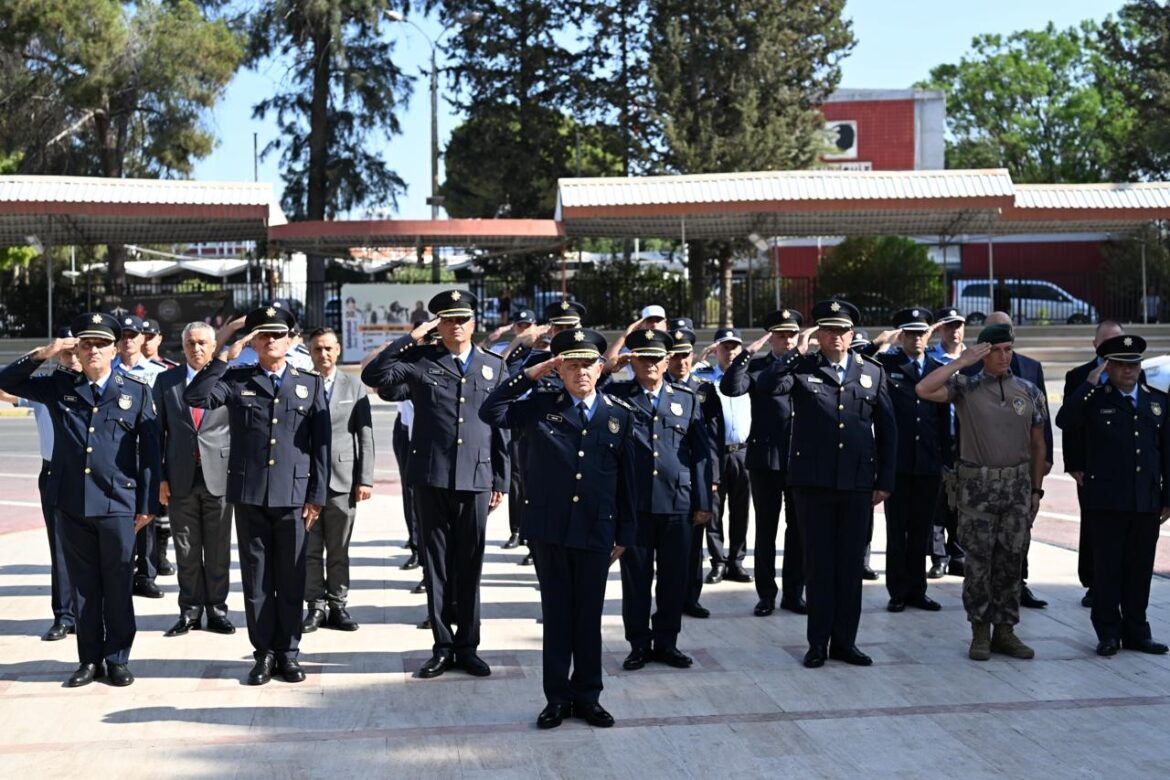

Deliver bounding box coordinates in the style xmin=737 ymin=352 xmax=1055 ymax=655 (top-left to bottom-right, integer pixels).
xmin=1077 ymin=485 xmax=1093 ymax=591
xmin=416 ymin=486 xmax=489 ymax=653
xmin=40 ymin=460 xmax=75 ymax=625
xmin=391 ymin=417 xmax=418 ymax=552
xmin=621 ymin=512 xmax=690 ymax=651
xmin=507 ymin=436 xmax=527 ymax=537
xmin=709 ymin=447 xmax=750 ymax=567
xmin=234 ymin=504 xmax=306 ymax=660
xmin=885 ymin=473 xmax=941 ymax=601
xmin=1089 ymin=511 xmax=1160 ymax=643
xmin=306 ymin=490 xmax=357 ymax=610
xmin=58 ymin=510 xmax=137 ymax=665
xmin=750 ymin=470 xmax=802 ymax=604
xmin=169 ymin=469 xmax=232 ymax=619
xmin=134 ymin=512 xmax=160 ymax=584
xmin=531 ymin=540 xmax=610 ymax=705
xmin=794 ymin=488 xmax=871 ymax=649
xmin=684 ymin=522 xmax=706 ymax=609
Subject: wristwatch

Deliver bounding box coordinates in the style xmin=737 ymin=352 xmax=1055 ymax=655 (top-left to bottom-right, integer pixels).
xmin=1031 ymin=488 xmax=1045 ymax=498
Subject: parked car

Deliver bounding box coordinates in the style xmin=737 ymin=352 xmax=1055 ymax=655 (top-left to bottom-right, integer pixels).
xmin=953 ymin=279 xmax=1096 ymax=325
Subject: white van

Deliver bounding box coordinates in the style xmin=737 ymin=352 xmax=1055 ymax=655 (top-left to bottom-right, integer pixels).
xmin=953 ymin=279 xmax=1097 ymax=325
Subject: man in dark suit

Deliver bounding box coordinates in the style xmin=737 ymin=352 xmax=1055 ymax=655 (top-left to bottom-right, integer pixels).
xmin=361 ymin=290 xmax=510 ymax=679
xmin=154 ymin=322 xmax=236 ymax=638
xmin=603 ymin=329 xmax=714 ymax=671
xmin=0 ymin=313 xmax=160 ymax=687
xmin=721 ymin=308 xmax=808 ymax=617
xmin=480 ymin=327 xmax=637 ymax=729
xmin=875 ymin=308 xmax=952 ymax=614
xmin=302 ymin=327 xmax=374 ymax=634
xmin=185 ymin=306 xmax=331 ymax=686
xmin=978 ymin=312 xmax=1052 ymax=608
xmin=1062 ymin=320 xmax=1126 ymax=608
xmin=758 ymin=300 xmax=897 ymax=668
xmin=1057 ymin=334 xmax=1170 ymax=657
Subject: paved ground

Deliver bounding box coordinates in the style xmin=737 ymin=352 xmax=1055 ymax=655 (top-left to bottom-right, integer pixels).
xmin=2 ymin=411 xmax=1170 ymax=778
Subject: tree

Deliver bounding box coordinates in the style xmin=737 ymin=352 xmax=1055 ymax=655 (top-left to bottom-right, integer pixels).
xmin=647 ymin=0 xmax=854 ymax=325
xmin=815 ymin=237 xmax=944 ymax=325
xmin=1101 ymin=1 xmax=1170 ymax=179
xmin=248 ymin=0 xmax=413 ymax=325
xmin=0 ymin=0 xmax=244 ymax=288
xmin=918 ymin=22 xmax=1138 ymax=182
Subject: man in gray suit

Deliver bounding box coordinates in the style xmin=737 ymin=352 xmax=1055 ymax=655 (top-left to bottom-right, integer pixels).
xmin=154 ymin=322 xmax=236 ymax=637
xmin=303 ymin=327 xmax=375 ymax=633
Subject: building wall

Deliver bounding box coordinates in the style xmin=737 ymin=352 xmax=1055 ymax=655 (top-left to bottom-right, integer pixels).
xmin=821 ymin=99 xmax=917 ymax=170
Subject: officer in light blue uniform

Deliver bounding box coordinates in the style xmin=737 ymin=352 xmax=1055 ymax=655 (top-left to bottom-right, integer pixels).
xmin=0 ymin=312 xmax=160 ymax=688
xmin=603 ymin=329 xmax=715 ymax=671
xmin=480 ymin=327 xmax=637 ymax=730
xmin=185 ymin=305 xmax=331 ymax=686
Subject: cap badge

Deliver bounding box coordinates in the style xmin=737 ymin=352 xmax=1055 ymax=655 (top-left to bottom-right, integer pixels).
xmin=266 ymin=307 xmax=276 ymax=317
xmin=560 ymin=301 xmax=570 ymax=310
xmin=830 ymin=301 xmax=841 ymax=312
xmin=1124 ymin=337 xmax=1134 ymax=347
xmin=91 ymin=314 xmax=102 ymax=324
xmin=450 ymin=291 xmax=461 ymax=301
xmin=674 ymin=330 xmax=684 ymax=340
xmin=573 ymin=330 xmax=584 ymax=341
xmin=781 ymin=310 xmax=790 ymax=319
xmin=912 ymin=309 xmax=919 ymax=317
xmin=124 ymin=318 xmax=133 ymax=325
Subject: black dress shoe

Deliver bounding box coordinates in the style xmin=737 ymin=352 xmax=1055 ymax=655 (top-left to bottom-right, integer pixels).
xmin=1123 ymin=637 xmax=1170 ymax=655
xmin=537 ymin=702 xmax=572 ymax=729
xmin=753 ymin=599 xmax=775 ymax=617
xmin=725 ymin=567 xmax=753 ymax=583
xmin=780 ymin=597 xmax=808 ymax=615
xmin=886 ymin=598 xmax=906 ymax=613
xmin=573 ymin=701 xmax=615 ymax=728
xmin=418 ymin=653 xmax=454 ymax=678
xmin=42 ymin=622 xmax=74 ymax=642
xmin=653 ymin=647 xmax=693 ymax=668
xmin=705 ymin=564 xmax=725 ymax=584
xmin=66 ymin=662 xmax=104 ymax=688
xmin=328 ymin=606 xmax=360 ymax=631
xmin=412 ymin=580 xmax=427 ymax=594
xmin=457 ymin=653 xmax=492 ymax=677
xmin=829 ymin=645 xmax=874 ymax=666
xmin=401 ymin=552 xmax=420 ymax=570
xmin=947 ymin=560 xmax=965 ymax=577
xmin=277 ymin=657 xmax=306 ymax=683
xmin=417 ymin=617 xmax=432 ymax=630
xmin=205 ymin=615 xmax=236 ymax=635
xmin=165 ymin=616 xmax=201 ymax=637
xmin=158 ymin=559 xmax=176 ymax=576
xmin=248 ymin=654 xmax=275 ymax=686
xmin=927 ymin=563 xmax=945 ymax=579
xmin=502 ymin=533 xmax=521 ymax=550
xmin=133 ymin=579 xmax=164 ymax=599
xmin=519 ymin=553 xmax=534 ymax=566
xmin=622 ymin=647 xmax=652 ymax=670
xmin=302 ymin=608 xmax=326 ymax=633
xmin=1081 ymin=590 xmax=1093 ymax=608
xmin=682 ymin=603 xmax=710 ymax=619
xmin=1096 ymin=638 xmax=1120 ymax=657
xmin=803 ymin=646 xmax=827 ymax=669
xmin=862 ymin=566 xmax=879 ymax=581
xmin=106 ymin=663 xmax=134 ymax=687
xmin=1020 ymin=585 xmax=1048 ymax=609
xmin=906 ymin=595 xmax=942 ymax=612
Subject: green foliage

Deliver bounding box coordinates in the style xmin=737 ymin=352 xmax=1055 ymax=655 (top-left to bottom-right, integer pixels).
xmin=918 ymin=22 xmax=1137 ymax=182
xmin=1100 ymin=1 xmax=1170 ymax=179
xmin=570 ymin=259 xmax=688 ymax=328
xmin=248 ymin=0 xmax=413 ymax=220
xmin=816 ymin=237 xmax=944 ymax=324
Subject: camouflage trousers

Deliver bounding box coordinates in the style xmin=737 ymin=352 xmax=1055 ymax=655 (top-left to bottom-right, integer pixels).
xmin=955 ymin=462 xmax=1032 ymax=626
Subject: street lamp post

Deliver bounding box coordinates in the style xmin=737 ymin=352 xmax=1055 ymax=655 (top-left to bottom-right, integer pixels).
xmin=386 ymin=10 xmax=482 ymax=282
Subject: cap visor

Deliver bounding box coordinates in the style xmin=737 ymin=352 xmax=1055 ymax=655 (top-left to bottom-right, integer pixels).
xmin=817 ymin=317 xmax=854 ymax=328
xmin=768 ymin=325 xmax=800 ymax=333
xmin=548 ymin=316 xmax=581 ymax=325
xmin=558 ymin=349 xmax=600 ymax=360
xmin=436 ymin=308 xmax=474 ymax=318
xmin=75 ymin=329 xmax=115 ymax=341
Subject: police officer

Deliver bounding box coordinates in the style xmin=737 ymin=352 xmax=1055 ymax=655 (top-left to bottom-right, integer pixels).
xmin=721 ymin=308 xmax=808 ymax=617
xmin=604 ymin=329 xmax=714 ymax=671
xmin=142 ymin=318 xmax=179 ymax=369
xmin=480 ymin=328 xmax=637 ymax=729
xmin=666 ymin=328 xmax=722 ymax=619
xmin=876 ymin=307 xmax=950 ymax=613
xmin=361 ymin=290 xmax=510 ymax=679
xmin=1056 ymin=335 xmax=1170 ymax=656
xmin=0 ymin=313 xmax=160 ymax=687
xmin=185 ymin=306 xmax=331 ymax=685
xmin=926 ymin=306 xmax=967 ymax=579
xmin=758 ymin=300 xmax=896 ymax=668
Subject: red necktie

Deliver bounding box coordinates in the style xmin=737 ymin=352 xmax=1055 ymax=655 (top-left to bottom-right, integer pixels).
xmin=191 ymin=406 xmax=204 ymax=430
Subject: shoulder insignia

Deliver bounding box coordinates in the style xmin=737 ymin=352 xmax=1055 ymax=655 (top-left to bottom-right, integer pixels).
xmin=672 ymin=382 xmax=695 ymax=395
xmin=860 ymin=354 xmax=881 ymax=367
xmin=54 ymin=365 xmax=81 ymax=376
xmin=477 ymin=347 xmax=504 ymax=361
xmin=299 ymin=366 xmax=319 ymax=376
xmin=121 ymin=373 xmax=149 ymax=385
xmin=608 ymin=396 xmax=635 ymax=411
xmin=289 ymin=367 xmax=299 ymax=376
xmin=536 ymin=386 xmax=560 ymax=394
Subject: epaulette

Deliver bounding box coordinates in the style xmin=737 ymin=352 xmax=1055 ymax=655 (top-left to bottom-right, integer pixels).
xmin=119 ymin=372 xmax=149 ymax=385
xmin=150 ymin=359 xmax=169 ymax=369
xmin=477 ymin=346 xmax=504 ymax=361
xmin=670 ymin=382 xmax=696 ymax=395
xmin=535 ymin=385 xmax=560 ymax=394
xmin=858 ymin=353 xmax=881 ymax=367
xmin=54 ymin=365 xmax=81 ymax=376
xmin=295 ymin=366 xmax=320 ymax=376
xmin=607 ymin=395 xmax=635 ymax=411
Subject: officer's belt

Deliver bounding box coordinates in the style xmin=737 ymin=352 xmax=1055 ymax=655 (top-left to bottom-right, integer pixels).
xmin=956 ymin=461 xmax=1030 ymax=480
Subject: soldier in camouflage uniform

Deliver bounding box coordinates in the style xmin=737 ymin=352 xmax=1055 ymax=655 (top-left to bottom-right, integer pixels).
xmin=916 ymin=323 xmax=1048 ymax=661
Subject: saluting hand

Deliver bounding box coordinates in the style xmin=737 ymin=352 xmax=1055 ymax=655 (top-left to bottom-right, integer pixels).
xmin=214 ymin=315 xmax=246 ymax=349
xmin=608 ymin=352 xmax=634 ymax=371
xmin=134 ymin=514 xmax=154 ymax=533
xmin=1087 ymin=361 xmax=1108 ymax=387
xmin=34 ymin=336 xmax=79 ymax=361
xmin=409 ymin=317 xmax=441 ymax=343
xmin=303 ymin=503 xmax=322 ymax=530
xmin=956 ymin=342 xmax=990 ymax=367
xmin=488 ymin=490 xmax=504 ymax=512
xmin=746 ymin=332 xmax=771 ymax=354
xmin=524 ymin=355 xmax=563 ymax=381
xmin=796 ymin=326 xmax=818 ymax=354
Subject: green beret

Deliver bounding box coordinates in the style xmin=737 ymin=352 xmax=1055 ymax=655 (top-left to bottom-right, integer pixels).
xmin=976 ymin=323 xmax=1014 ymax=345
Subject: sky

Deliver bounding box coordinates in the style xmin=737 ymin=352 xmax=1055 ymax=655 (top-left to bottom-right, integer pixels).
xmin=190 ymin=0 xmax=1129 ymax=219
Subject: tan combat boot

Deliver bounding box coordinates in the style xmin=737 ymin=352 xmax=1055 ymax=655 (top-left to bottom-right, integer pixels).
xmin=969 ymin=621 xmax=991 ymax=661
xmin=991 ymin=624 xmax=1035 ymax=659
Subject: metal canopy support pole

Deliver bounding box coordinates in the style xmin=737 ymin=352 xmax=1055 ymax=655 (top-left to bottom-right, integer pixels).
xmin=1142 ymin=239 xmax=1149 ymax=325
xmin=987 ymin=235 xmax=994 ymax=319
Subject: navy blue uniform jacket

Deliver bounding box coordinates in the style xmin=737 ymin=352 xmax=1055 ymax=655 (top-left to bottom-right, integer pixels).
xmin=876 ymin=351 xmax=953 ymax=475
xmin=720 ymin=351 xmax=794 ymax=472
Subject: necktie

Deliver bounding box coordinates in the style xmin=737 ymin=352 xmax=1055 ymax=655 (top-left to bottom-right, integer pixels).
xmin=578 ymin=401 xmax=589 ymax=427
xmin=913 ymin=360 xmax=922 ymax=380
xmin=834 ymin=364 xmax=845 ymax=384
xmin=456 ymin=356 xmax=466 ymax=375
xmin=191 ymin=406 xmax=204 ymax=430
xmin=90 ymin=382 xmax=101 ymax=403
xmin=1128 ymin=395 xmax=1137 ymax=409
xmin=270 ymin=372 xmax=282 ymax=394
